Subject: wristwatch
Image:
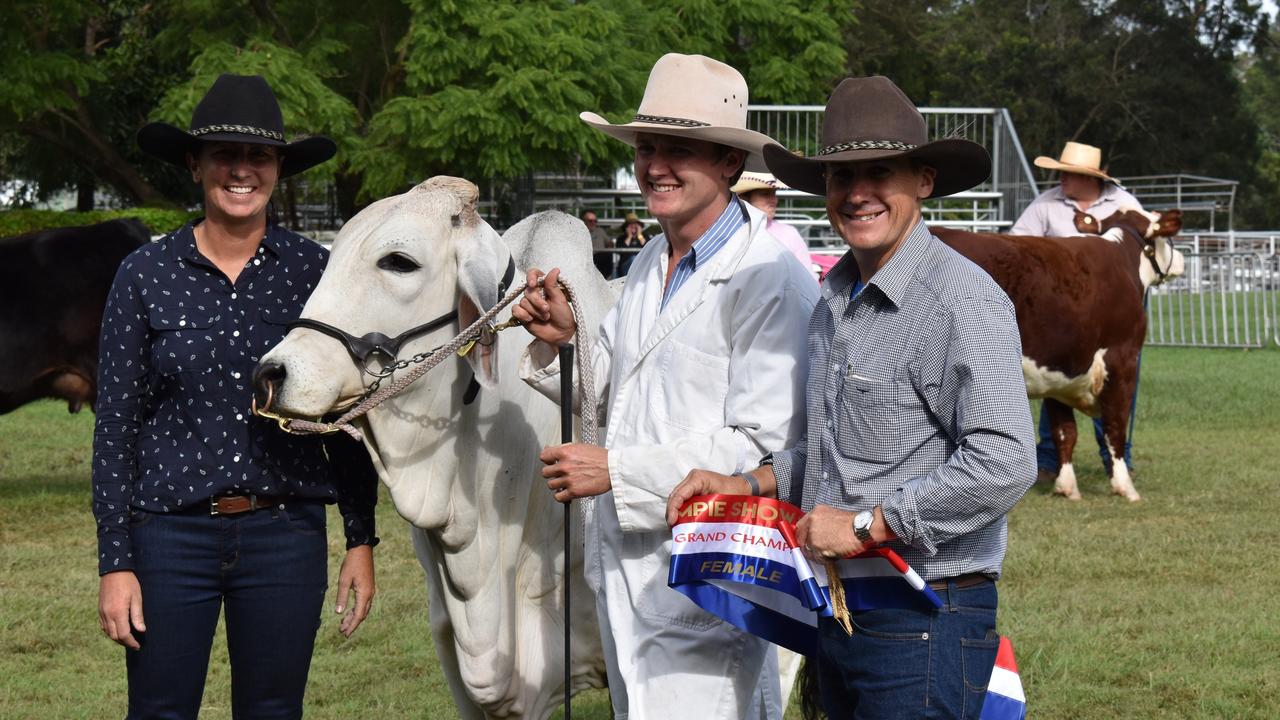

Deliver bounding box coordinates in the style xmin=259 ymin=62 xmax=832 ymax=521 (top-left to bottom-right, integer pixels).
xmin=852 ymin=509 xmax=875 ymax=545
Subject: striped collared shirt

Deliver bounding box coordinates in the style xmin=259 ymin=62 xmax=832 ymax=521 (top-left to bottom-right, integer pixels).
xmin=772 ymin=220 xmax=1036 ymax=581
xmin=658 ymin=198 xmax=746 ymax=310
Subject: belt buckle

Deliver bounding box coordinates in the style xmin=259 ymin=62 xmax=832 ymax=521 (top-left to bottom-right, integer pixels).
xmin=209 ymin=494 xmax=259 ymax=516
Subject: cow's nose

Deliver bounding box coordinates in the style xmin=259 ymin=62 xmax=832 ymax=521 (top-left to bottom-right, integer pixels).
xmin=252 ymin=361 xmax=287 ymax=411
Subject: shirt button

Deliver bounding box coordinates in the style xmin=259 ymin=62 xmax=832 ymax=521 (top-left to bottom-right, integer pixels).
xmin=232 ymin=371 xmax=241 ymax=379
xmin=235 ymin=413 xmax=244 ymax=421
xmin=253 ymin=259 xmax=261 ymax=266
xmin=178 ymin=320 xmax=186 ymax=327
xmin=233 ymin=454 xmax=241 ymax=462
xmin=233 ymin=330 xmax=240 ymax=337
xmin=231 ymin=292 xmax=238 ymax=300
xmin=822 ymin=471 xmax=829 ymax=481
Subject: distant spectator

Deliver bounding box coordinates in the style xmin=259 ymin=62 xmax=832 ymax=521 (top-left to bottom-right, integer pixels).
xmin=614 ymin=211 xmax=649 ymax=277
xmin=582 ymin=209 xmax=615 ymax=278
xmin=731 ymin=172 xmax=812 ymax=273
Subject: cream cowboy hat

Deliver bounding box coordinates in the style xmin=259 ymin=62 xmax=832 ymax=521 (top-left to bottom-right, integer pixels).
xmin=763 ymin=76 xmax=990 ymax=198
xmin=580 ymin=53 xmax=777 ymax=171
xmin=730 ymin=172 xmax=789 ymax=194
xmin=1034 ymin=141 xmax=1117 ymax=184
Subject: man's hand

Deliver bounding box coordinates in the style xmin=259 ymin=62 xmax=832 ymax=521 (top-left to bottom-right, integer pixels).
xmin=335 ymin=544 xmax=376 ymax=638
xmin=796 ymin=505 xmax=864 ymax=560
xmin=511 ymin=268 xmax=577 ymax=347
xmin=666 ymin=469 xmax=763 ymax=527
xmin=99 ymin=571 xmax=145 ymax=650
xmin=541 ymin=443 xmax=610 ymax=502
xmin=796 ymin=505 xmax=896 ymax=560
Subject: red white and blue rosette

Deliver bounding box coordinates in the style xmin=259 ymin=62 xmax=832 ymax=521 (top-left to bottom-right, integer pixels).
xmin=668 ymin=494 xmax=943 ymax=656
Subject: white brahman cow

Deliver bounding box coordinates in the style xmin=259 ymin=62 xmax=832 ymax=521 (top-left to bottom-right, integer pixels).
xmin=254 ymin=177 xmax=615 ymax=719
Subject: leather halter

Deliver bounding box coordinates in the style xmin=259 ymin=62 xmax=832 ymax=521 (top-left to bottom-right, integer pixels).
xmin=1113 ymin=221 xmax=1172 ymax=283
xmin=289 ymin=256 xmax=517 ymax=368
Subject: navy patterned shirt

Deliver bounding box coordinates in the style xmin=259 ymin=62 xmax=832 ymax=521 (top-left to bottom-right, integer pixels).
xmin=773 ymin=220 xmax=1036 ymax=581
xmin=92 ymin=221 xmax=378 ymax=576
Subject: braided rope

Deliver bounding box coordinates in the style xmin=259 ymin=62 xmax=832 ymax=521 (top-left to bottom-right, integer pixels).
xmin=281 ymin=275 xmax=599 ymax=448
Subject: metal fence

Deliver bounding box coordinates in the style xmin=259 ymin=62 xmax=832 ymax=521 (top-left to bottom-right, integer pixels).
xmin=1118 ymin=174 xmax=1238 ymax=232
xmin=1146 ymin=251 xmax=1276 ymax=348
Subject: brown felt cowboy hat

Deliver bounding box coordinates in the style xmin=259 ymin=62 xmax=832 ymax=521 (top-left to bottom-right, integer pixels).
xmin=763 ymin=76 xmax=991 ymax=198
xmin=580 ymin=53 xmax=778 ymax=172
xmin=137 ymin=74 xmax=336 ymax=179
xmin=1034 ymin=141 xmax=1118 ymax=184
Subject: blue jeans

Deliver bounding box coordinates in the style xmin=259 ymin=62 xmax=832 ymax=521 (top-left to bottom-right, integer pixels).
xmin=124 ymin=501 xmax=329 ymax=719
xmin=816 ymin=579 xmax=1000 ymax=719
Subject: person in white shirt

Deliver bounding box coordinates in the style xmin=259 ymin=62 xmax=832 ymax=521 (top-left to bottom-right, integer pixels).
xmin=512 ymin=53 xmax=817 ymax=720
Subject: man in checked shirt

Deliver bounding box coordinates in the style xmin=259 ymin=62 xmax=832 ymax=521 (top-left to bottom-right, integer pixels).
xmin=669 ymin=76 xmax=1036 ymax=719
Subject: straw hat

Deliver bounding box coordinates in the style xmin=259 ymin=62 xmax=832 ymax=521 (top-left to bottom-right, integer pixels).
xmin=730 ymin=172 xmax=789 ymax=194
xmin=580 ymin=53 xmax=778 ymax=171
xmin=1034 ymin=141 xmax=1117 ymax=183
xmin=137 ymin=74 xmax=336 ymax=178
xmin=763 ymin=76 xmax=990 ymax=198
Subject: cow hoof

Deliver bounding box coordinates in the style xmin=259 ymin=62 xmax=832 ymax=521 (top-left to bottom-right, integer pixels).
xmin=1113 ymin=489 xmax=1142 ymax=502
xmin=1052 ymin=488 xmax=1082 ymax=501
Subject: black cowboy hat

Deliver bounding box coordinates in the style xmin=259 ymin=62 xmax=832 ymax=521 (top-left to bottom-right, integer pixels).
xmin=137 ymin=74 xmax=336 ymax=179
xmin=763 ymin=76 xmax=990 ymax=199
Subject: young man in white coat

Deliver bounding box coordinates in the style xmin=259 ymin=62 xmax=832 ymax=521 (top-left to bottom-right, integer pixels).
xmin=512 ymin=53 xmax=818 ymax=719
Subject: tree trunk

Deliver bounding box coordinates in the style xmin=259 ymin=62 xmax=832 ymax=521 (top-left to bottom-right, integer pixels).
xmin=76 ymin=177 xmax=95 ymax=211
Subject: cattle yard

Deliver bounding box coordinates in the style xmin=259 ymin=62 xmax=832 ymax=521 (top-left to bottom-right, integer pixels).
xmin=1 ymin=344 xmax=1275 ymax=720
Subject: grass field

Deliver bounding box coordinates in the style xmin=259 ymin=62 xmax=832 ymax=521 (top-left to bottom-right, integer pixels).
xmin=1 ymin=345 xmax=1277 ymax=719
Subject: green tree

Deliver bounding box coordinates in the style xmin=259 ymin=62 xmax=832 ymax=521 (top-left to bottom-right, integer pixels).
xmin=352 ymin=0 xmax=851 ymax=202
xmin=0 ymin=0 xmax=185 ymax=207
xmin=845 ymin=0 xmax=1266 ymax=196
xmin=2 ymin=0 xmax=851 ymax=213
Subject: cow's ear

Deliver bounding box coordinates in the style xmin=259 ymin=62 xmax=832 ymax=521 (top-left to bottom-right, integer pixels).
xmin=431 ymin=176 xmax=504 ymax=389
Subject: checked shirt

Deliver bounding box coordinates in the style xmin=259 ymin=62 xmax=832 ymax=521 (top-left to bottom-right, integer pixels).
xmin=773 ymin=220 xmax=1036 ymax=581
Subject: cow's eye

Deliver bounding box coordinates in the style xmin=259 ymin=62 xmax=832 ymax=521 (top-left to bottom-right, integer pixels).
xmin=377 ymin=252 xmax=420 ymax=274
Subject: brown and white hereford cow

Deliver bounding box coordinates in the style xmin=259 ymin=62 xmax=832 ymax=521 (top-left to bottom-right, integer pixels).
xmin=931 ymin=208 xmax=1183 ymax=502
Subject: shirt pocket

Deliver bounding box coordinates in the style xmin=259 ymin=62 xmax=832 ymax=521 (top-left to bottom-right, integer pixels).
xmin=258 ymin=304 xmax=301 ymax=351
xmin=655 ymin=340 xmax=730 ymax=434
xmin=147 ymin=310 xmax=220 ymax=375
xmin=833 ymin=372 xmax=903 ymax=465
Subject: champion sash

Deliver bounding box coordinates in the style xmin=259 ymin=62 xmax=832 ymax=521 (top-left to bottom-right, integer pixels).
xmin=669 ymin=494 xmax=943 ymax=656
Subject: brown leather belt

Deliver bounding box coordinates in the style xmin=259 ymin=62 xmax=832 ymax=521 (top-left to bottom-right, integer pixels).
xmin=927 ymin=573 xmax=992 ymax=592
xmin=209 ymin=494 xmax=283 ymax=516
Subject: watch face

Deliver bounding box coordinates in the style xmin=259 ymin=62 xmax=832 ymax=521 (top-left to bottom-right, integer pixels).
xmin=855 ymin=510 xmax=873 ymax=531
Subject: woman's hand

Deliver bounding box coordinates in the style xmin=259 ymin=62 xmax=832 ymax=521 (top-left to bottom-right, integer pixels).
xmin=99 ymin=571 xmax=146 ymax=650
xmin=336 ymin=544 xmax=376 ymax=638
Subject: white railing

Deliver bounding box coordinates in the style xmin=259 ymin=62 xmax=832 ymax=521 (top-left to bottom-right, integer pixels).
xmin=1146 ymin=252 xmax=1275 ymax=348
xmin=1117 ymin=174 xmax=1237 ymax=232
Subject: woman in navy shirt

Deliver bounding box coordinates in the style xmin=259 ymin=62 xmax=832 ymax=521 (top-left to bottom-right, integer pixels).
xmin=93 ymin=74 xmax=379 ymax=719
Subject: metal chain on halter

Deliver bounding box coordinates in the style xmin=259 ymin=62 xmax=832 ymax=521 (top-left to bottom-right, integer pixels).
xmin=276 ymin=275 xmax=599 ymax=446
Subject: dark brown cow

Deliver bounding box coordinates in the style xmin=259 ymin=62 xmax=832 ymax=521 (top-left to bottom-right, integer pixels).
xmin=0 ymin=219 xmax=150 ymax=414
xmin=931 ymin=208 xmax=1183 ymax=501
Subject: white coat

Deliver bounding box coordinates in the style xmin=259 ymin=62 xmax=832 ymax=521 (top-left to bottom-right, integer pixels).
xmin=522 ymin=201 xmax=817 ymax=720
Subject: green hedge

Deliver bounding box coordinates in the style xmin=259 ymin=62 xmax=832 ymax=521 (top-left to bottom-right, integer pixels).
xmin=0 ymin=208 xmax=200 ymax=238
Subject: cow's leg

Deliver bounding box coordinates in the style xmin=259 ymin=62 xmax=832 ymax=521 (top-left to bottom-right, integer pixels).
xmin=411 ymin=526 xmax=486 ymax=720
xmin=1099 ymin=357 xmax=1141 ymax=502
xmin=1045 ymin=400 xmax=1081 ymax=500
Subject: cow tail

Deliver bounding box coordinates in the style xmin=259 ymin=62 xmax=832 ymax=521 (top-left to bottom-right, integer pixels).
xmin=798 ymin=657 xmax=827 ymax=720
